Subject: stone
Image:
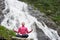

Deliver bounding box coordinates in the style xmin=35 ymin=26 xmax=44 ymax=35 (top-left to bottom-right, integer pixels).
xmin=0 ymin=0 xmax=5 ymax=24
xmin=28 ymin=6 xmax=58 ymax=30
xmin=35 ymin=24 xmax=50 ymax=40
xmin=0 ymin=36 xmax=6 ymax=40
xmin=28 ymin=6 xmax=56 ymax=40
xmin=12 ymin=36 xmax=33 ymax=40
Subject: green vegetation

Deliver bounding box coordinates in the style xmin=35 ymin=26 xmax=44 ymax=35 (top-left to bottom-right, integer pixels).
xmin=20 ymin=0 xmax=60 ymax=25
xmin=0 ymin=25 xmax=16 ymax=40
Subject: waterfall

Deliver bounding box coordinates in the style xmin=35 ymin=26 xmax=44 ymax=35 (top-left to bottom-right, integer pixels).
xmin=1 ymin=0 xmax=60 ymax=40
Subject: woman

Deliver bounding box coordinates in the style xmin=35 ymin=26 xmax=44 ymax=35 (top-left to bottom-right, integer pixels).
xmin=13 ymin=22 xmax=33 ymax=38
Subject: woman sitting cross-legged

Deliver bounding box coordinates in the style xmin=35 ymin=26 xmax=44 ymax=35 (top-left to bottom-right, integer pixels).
xmin=13 ymin=22 xmax=33 ymax=38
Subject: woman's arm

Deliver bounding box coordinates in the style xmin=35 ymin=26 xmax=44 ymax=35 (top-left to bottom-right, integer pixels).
xmin=26 ymin=28 xmax=33 ymax=33
xmin=13 ymin=29 xmax=19 ymax=33
xmin=28 ymin=29 xmax=33 ymax=33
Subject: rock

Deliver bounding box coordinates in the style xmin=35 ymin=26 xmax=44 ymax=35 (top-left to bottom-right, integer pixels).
xmin=35 ymin=24 xmax=50 ymax=40
xmin=28 ymin=5 xmax=58 ymax=40
xmin=57 ymin=27 xmax=60 ymax=36
xmin=28 ymin=6 xmax=58 ymax=30
xmin=0 ymin=0 xmax=5 ymax=24
xmin=12 ymin=36 xmax=33 ymax=40
xmin=0 ymin=36 xmax=6 ymax=40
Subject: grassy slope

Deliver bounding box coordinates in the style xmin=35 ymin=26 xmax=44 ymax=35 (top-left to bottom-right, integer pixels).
xmin=20 ymin=0 xmax=60 ymax=26
xmin=0 ymin=25 xmax=16 ymax=40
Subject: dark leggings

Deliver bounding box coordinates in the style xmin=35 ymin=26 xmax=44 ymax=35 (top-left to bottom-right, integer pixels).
xmin=16 ymin=34 xmax=29 ymax=38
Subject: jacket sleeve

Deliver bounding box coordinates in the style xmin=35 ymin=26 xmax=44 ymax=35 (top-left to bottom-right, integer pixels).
xmin=13 ymin=29 xmax=18 ymax=33
xmin=18 ymin=28 xmax=21 ymax=33
xmin=13 ymin=28 xmax=20 ymax=33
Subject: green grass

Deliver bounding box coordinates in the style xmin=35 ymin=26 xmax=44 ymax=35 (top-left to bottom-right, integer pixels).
xmin=0 ymin=25 xmax=16 ymax=40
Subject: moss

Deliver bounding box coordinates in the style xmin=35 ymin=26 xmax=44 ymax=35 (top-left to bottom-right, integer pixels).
xmin=51 ymin=16 xmax=60 ymax=21
xmin=0 ymin=25 xmax=16 ymax=40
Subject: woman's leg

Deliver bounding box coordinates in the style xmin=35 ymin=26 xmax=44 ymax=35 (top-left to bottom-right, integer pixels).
xmin=16 ymin=34 xmax=22 ymax=37
xmin=22 ymin=34 xmax=29 ymax=38
xmin=16 ymin=34 xmax=29 ymax=38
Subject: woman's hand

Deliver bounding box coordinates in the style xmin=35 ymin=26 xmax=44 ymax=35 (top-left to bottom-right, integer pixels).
xmin=31 ymin=29 xmax=33 ymax=32
xmin=29 ymin=29 xmax=33 ymax=33
xmin=13 ymin=29 xmax=18 ymax=33
xmin=13 ymin=28 xmax=15 ymax=32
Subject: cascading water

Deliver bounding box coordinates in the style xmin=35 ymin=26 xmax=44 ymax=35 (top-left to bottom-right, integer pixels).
xmin=1 ymin=0 xmax=60 ymax=40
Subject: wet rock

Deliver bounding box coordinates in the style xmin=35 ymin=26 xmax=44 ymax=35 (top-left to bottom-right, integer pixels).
xmin=28 ymin=6 xmax=58 ymax=30
xmin=35 ymin=24 xmax=50 ymax=40
xmin=0 ymin=0 xmax=5 ymax=24
xmin=28 ymin=5 xmax=58 ymax=40
xmin=57 ymin=27 xmax=60 ymax=36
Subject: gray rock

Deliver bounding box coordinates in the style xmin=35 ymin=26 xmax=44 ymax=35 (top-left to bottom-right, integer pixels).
xmin=0 ymin=36 xmax=6 ymax=40
xmin=35 ymin=23 xmax=50 ymax=40
xmin=0 ymin=0 xmax=5 ymax=24
xmin=57 ymin=27 xmax=60 ymax=36
xmin=28 ymin=5 xmax=58 ymax=40
xmin=28 ymin=6 xmax=58 ymax=30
